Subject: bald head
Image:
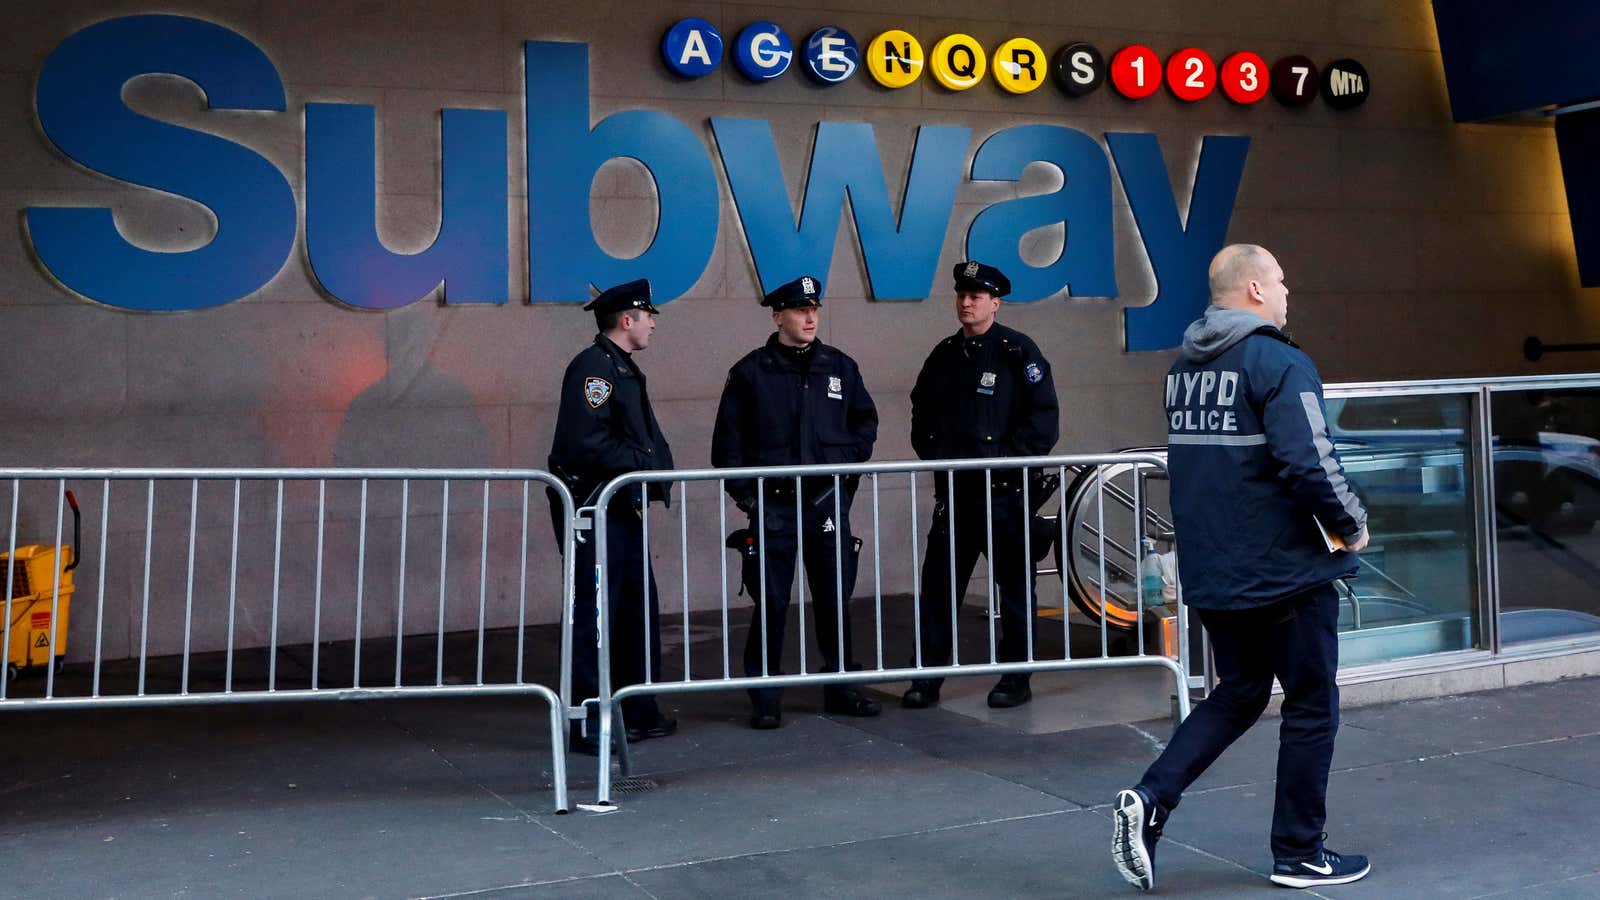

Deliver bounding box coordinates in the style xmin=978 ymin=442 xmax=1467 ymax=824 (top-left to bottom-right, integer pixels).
xmin=1207 ymin=243 xmax=1289 ymax=328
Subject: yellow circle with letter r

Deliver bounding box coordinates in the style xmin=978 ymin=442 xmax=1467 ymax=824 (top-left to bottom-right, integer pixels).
xmin=992 ymin=37 xmax=1046 ymax=94
xmin=930 ymin=33 xmax=986 ymax=91
xmin=865 ymin=30 xmax=924 ymax=88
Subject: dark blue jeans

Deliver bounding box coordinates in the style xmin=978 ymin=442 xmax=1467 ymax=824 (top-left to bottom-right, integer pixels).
xmin=1138 ymin=583 xmax=1341 ymax=860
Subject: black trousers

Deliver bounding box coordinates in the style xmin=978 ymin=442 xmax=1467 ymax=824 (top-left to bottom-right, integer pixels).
xmin=914 ymin=484 xmax=1036 ymax=680
xmin=571 ymin=501 xmax=662 ymax=728
xmin=1138 ymin=583 xmax=1341 ymax=861
xmin=741 ymin=493 xmax=860 ymax=703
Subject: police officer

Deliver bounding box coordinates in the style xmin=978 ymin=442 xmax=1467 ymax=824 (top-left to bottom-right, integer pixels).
xmin=1112 ymin=244 xmax=1370 ymax=891
xmin=901 ymin=261 xmax=1059 ymax=711
xmin=711 ymin=275 xmax=882 ymax=729
xmin=548 ymin=278 xmax=677 ymax=755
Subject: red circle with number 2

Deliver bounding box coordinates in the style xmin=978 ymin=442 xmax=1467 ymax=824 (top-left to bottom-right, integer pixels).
xmin=1110 ymin=45 xmax=1162 ymax=99
xmin=1165 ymin=48 xmax=1215 ymax=101
xmin=1220 ymin=51 xmax=1269 ymax=104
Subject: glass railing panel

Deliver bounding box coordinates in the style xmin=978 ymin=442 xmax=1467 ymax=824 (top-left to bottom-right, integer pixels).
xmin=1489 ymin=384 xmax=1600 ymax=646
xmin=1326 ymin=391 xmax=1483 ymax=665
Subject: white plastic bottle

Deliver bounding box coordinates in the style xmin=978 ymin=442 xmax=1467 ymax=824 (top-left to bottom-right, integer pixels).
xmin=1140 ymin=538 xmax=1166 ymax=609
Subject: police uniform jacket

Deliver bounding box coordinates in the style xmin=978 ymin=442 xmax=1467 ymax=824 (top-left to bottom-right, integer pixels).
xmin=548 ymin=334 xmax=674 ymax=505
xmin=1165 ymin=306 xmax=1365 ymax=610
xmin=712 ymin=335 xmax=877 ymax=506
xmin=910 ymin=322 xmax=1059 ymax=471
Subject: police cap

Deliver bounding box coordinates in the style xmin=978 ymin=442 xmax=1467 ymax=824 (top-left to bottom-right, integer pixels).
xmin=583 ymin=278 xmax=659 ymax=317
xmin=952 ymin=260 xmax=1011 ymax=297
xmin=761 ymin=275 xmax=823 ymax=310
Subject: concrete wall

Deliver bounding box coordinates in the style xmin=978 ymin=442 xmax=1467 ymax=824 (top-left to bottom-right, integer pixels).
xmin=2 ymin=0 xmax=1593 ymax=662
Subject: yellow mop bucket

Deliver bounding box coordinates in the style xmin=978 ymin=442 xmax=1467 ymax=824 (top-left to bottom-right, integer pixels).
xmin=3 ymin=490 xmax=79 ymax=680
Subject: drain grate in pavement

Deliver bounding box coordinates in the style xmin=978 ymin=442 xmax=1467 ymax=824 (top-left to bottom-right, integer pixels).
xmin=612 ymin=777 xmax=658 ymax=795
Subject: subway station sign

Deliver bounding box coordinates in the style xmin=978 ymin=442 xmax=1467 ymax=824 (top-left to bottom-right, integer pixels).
xmin=20 ymin=15 xmax=1363 ymax=351
xmin=663 ymin=18 xmax=1371 ymax=108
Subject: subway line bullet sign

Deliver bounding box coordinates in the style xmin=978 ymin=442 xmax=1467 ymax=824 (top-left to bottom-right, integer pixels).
xmin=661 ymin=18 xmax=1368 ymax=110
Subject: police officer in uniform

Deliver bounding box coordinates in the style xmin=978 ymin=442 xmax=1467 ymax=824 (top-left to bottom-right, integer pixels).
xmin=902 ymin=261 xmax=1059 ymax=711
xmin=549 ymin=279 xmax=677 ymax=754
xmin=712 ymin=275 xmax=882 ymax=729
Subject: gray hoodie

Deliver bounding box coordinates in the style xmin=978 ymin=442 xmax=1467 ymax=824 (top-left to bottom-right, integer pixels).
xmin=1179 ymin=306 xmax=1277 ymax=364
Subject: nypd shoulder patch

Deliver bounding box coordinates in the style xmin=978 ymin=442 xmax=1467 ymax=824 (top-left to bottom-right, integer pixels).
xmin=584 ymin=376 xmax=613 ymax=408
xmin=1024 ymin=362 xmax=1044 ymax=383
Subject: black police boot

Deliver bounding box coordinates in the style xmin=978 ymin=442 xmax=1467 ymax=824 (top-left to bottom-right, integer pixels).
xmin=987 ymin=673 xmax=1032 ymax=708
xmin=749 ymin=687 xmax=783 ymax=730
xmin=901 ymin=678 xmax=942 ymax=709
xmin=625 ymin=715 xmax=678 ymax=743
xmin=823 ymin=684 xmax=881 ymax=717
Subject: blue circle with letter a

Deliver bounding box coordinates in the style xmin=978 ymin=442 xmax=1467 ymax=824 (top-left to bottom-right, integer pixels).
xmin=803 ymin=27 xmax=859 ymax=84
xmin=662 ymin=18 xmax=723 ymax=78
xmin=733 ymin=21 xmax=793 ymax=81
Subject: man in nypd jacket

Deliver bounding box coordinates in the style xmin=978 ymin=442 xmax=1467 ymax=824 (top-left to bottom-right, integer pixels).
xmin=711 ymin=275 xmax=881 ymax=730
xmin=1112 ymin=244 xmax=1373 ymax=893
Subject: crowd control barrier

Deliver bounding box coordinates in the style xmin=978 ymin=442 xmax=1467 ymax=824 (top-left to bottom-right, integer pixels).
xmin=585 ymin=453 xmax=1190 ymax=806
xmin=0 ymin=468 xmax=576 ymax=813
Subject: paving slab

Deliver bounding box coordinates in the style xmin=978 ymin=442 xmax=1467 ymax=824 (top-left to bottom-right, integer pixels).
xmin=1163 ymin=751 xmax=1600 ymax=899
xmin=1340 ymin=676 xmax=1600 ymax=753
xmin=625 ymin=810 xmax=1269 ymax=900
xmin=0 ymin=704 xmax=609 ymax=898
xmin=541 ymin=720 xmax=1076 ymax=872
xmin=1473 ymin=732 xmax=1600 ymax=792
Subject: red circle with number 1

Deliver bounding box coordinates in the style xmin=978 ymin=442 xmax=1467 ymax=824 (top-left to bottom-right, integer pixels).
xmin=1220 ymin=51 xmax=1269 ymax=104
xmin=1165 ymin=48 xmax=1215 ymax=101
xmin=1110 ymin=45 xmax=1162 ymax=99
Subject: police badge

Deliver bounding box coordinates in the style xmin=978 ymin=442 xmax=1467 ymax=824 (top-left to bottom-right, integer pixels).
xmin=964 ymin=261 xmax=980 ymax=278
xmin=583 ymin=376 xmax=613 ymax=408
xmin=980 ymin=372 xmax=997 ymax=388
xmin=829 ymin=376 xmax=843 ymax=392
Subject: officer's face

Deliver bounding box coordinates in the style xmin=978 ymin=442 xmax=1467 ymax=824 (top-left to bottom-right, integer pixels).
xmin=619 ymin=310 xmax=656 ymax=351
xmin=773 ymin=306 xmax=819 ymax=346
xmin=955 ymin=289 xmax=1000 ymax=332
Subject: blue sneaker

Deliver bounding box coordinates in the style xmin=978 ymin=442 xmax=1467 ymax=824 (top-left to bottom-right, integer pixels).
xmin=1112 ymin=787 xmax=1167 ymax=891
xmin=1270 ymin=847 xmax=1371 ymax=888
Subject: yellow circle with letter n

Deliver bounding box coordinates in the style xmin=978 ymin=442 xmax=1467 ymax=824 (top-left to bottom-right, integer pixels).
xmin=930 ymin=33 xmax=986 ymax=91
xmin=993 ymin=37 xmax=1046 ymax=94
xmin=865 ymin=30 xmax=924 ymax=88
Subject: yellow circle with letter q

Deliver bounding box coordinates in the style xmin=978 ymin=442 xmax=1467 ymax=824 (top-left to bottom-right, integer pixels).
xmin=992 ymin=37 xmax=1046 ymax=94
xmin=865 ymin=30 xmax=924 ymax=88
xmin=930 ymin=33 xmax=986 ymax=90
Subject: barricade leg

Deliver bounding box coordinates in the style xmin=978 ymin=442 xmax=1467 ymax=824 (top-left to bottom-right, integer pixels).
xmin=544 ymin=691 xmax=570 ymax=814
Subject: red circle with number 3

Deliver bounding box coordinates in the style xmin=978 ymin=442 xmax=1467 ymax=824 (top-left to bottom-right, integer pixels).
xmin=1220 ymin=51 xmax=1269 ymax=104
xmin=1165 ymin=48 xmax=1215 ymax=101
xmin=1110 ymin=45 xmax=1161 ymax=99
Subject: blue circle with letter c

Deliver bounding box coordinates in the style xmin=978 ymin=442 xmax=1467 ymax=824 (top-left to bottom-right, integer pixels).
xmin=803 ymin=27 xmax=859 ymax=84
xmin=661 ymin=18 xmax=723 ymax=78
xmin=733 ymin=22 xmax=793 ymax=81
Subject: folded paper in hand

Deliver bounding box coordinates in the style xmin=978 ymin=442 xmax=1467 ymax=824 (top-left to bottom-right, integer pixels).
xmin=1313 ymin=516 xmax=1347 ymax=553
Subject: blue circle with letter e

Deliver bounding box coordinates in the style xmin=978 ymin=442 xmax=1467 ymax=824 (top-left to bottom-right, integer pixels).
xmin=662 ymin=18 xmax=723 ymax=78
xmin=733 ymin=22 xmax=793 ymax=81
xmin=803 ymin=27 xmax=859 ymax=84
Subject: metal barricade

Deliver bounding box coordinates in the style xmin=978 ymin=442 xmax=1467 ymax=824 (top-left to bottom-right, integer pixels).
xmin=584 ymin=453 xmax=1189 ymax=805
xmin=0 ymin=468 xmax=575 ymax=813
